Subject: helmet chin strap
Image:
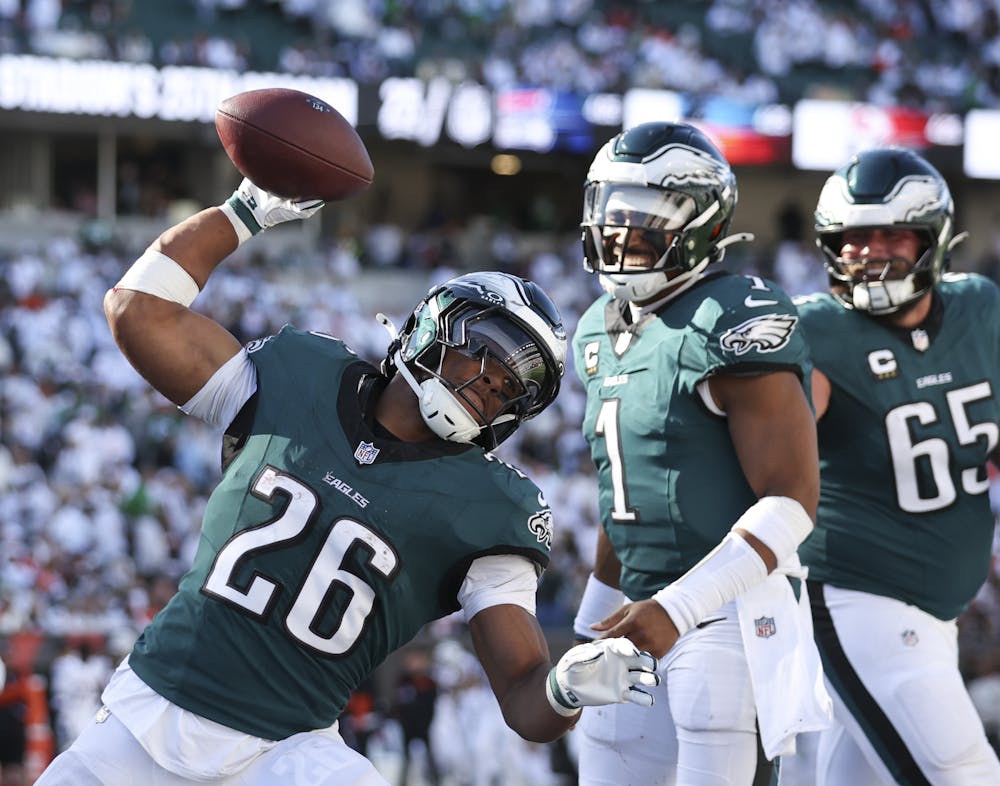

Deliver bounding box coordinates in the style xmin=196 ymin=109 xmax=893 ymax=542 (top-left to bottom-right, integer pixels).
xmin=376 ymin=313 xmax=482 ymax=444
xmin=851 ymin=276 xmax=917 ymax=313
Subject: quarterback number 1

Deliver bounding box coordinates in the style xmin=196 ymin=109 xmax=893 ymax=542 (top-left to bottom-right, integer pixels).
xmin=202 ymin=466 xmax=398 ymax=655
xmin=595 ymin=398 xmax=637 ymax=522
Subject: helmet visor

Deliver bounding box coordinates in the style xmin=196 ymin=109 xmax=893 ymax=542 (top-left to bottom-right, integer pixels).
xmin=461 ymin=313 xmax=553 ymax=413
xmin=582 ymin=183 xmax=696 ymax=275
xmin=583 ymin=183 xmax=697 ymax=231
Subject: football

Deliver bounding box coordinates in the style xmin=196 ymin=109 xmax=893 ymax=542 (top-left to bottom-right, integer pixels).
xmin=215 ymin=88 xmax=374 ymax=202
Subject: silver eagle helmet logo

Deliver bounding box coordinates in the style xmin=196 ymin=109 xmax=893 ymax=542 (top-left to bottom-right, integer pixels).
xmin=719 ymin=313 xmax=798 ymax=356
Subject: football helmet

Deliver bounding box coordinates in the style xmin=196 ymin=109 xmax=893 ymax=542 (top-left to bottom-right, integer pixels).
xmin=581 ymin=121 xmax=741 ymax=303
xmin=814 ymin=147 xmax=955 ymax=315
xmin=381 ymin=271 xmax=566 ymax=450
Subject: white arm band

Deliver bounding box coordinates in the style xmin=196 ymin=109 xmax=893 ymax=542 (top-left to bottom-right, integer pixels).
xmin=573 ymin=574 xmax=625 ymax=640
xmin=115 ymin=249 xmax=200 ymax=307
xmin=652 ymin=496 xmax=813 ymax=637
xmin=732 ymin=495 xmax=813 ymax=564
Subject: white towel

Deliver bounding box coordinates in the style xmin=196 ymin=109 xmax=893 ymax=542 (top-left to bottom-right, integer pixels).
xmin=736 ymin=556 xmax=833 ymax=760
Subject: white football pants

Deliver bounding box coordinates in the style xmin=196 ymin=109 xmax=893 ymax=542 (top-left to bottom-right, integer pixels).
xmin=778 ymin=583 xmax=1000 ymax=786
xmin=576 ymin=602 xmax=762 ymax=786
xmin=33 ymin=710 xmax=390 ymax=786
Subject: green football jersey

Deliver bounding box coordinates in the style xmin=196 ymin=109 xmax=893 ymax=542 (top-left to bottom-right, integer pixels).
xmin=573 ymin=272 xmax=809 ymax=600
xmin=128 ymin=326 xmax=552 ymax=740
xmin=796 ymin=273 xmax=1000 ymax=620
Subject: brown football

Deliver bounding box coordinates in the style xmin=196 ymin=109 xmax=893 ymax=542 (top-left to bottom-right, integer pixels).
xmin=215 ymin=88 xmax=374 ymax=201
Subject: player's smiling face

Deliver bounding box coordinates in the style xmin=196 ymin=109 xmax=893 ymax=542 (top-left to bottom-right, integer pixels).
xmin=605 ymin=226 xmax=672 ymax=271
xmin=440 ymin=347 xmax=523 ymax=424
xmin=839 ymin=227 xmax=923 ymax=279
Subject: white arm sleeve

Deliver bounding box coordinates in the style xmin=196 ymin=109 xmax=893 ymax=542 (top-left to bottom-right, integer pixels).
xmin=458 ymin=554 xmax=539 ymax=621
xmin=180 ymin=348 xmax=258 ymax=428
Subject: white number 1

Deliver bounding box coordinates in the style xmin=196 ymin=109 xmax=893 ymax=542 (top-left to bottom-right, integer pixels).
xmin=595 ymin=399 xmax=637 ymax=522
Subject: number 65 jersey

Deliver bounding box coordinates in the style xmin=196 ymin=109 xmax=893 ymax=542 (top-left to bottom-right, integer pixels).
xmin=796 ymin=273 xmax=1000 ymax=621
xmin=127 ymin=327 xmax=552 ymax=741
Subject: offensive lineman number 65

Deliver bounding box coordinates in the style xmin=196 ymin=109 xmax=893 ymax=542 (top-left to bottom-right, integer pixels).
xmin=202 ymin=466 xmax=398 ymax=655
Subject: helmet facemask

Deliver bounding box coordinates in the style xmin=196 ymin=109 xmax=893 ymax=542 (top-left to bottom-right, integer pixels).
xmin=819 ymin=226 xmax=937 ymax=315
xmin=580 ymin=122 xmax=740 ymax=304
xmin=582 ymin=183 xmax=709 ymax=302
xmin=381 ymin=272 xmax=566 ymax=450
xmin=813 ymin=148 xmax=956 ymax=316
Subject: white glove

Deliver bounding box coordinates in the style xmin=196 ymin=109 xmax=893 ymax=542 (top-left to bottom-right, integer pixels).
xmin=545 ymin=637 xmax=659 ymax=717
xmin=219 ymin=177 xmax=324 ymax=245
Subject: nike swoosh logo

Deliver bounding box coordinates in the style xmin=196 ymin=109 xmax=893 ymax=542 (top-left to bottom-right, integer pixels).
xmin=745 ymin=295 xmax=779 ymax=307
xmin=695 ymin=617 xmax=727 ymax=629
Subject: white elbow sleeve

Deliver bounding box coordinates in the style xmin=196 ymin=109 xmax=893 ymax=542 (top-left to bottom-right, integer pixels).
xmin=651 ymin=496 xmax=813 ymax=637
xmin=116 ymin=249 xmax=200 ymax=307
xmin=731 ymin=496 xmax=813 ymax=565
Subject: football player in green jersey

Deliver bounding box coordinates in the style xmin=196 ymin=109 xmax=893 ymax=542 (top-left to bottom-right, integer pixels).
xmin=34 ymin=177 xmax=660 ymax=786
xmin=778 ymin=149 xmax=1000 ymax=785
xmin=569 ymin=121 xmax=830 ymax=786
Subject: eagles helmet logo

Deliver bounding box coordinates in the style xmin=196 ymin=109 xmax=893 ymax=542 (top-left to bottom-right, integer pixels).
xmin=527 ymin=509 xmax=553 ymax=550
xmin=719 ymin=314 xmax=797 ymax=356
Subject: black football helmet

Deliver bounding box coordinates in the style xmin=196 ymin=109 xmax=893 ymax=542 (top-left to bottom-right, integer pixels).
xmin=581 ymin=121 xmax=741 ymax=302
xmin=814 ymin=147 xmax=955 ymax=315
xmin=382 ymin=272 xmax=566 ymax=450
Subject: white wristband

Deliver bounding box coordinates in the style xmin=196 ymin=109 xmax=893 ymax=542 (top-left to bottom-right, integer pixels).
xmin=545 ymin=669 xmax=583 ymax=717
xmin=218 ymin=200 xmax=255 ymax=246
xmin=116 ymin=249 xmax=200 ymax=307
xmin=573 ymin=574 xmax=625 ymax=640
xmin=652 ymin=532 xmax=767 ymax=637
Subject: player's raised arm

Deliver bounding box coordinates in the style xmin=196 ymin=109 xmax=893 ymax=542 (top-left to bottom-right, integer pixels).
xmin=104 ymin=185 xmax=323 ymax=406
xmin=107 ymin=87 xmax=370 ymax=408
xmin=104 ymin=207 xmax=243 ymax=406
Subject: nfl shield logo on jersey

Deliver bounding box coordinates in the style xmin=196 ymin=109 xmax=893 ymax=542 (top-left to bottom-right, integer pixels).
xmin=354 ymin=441 xmax=380 ymax=465
xmin=754 ymin=616 xmax=776 ymax=638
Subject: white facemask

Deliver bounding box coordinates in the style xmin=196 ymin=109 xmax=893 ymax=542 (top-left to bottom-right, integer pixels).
xmin=378 ymin=313 xmax=482 ymax=444
xmin=850 ymin=276 xmax=917 ymax=313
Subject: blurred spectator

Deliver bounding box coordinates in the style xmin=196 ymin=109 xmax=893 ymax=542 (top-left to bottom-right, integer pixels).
xmin=0 ymin=645 xmax=25 ymax=786
xmin=341 ymin=678 xmax=381 ymax=759
xmin=391 ymin=648 xmax=440 ymax=786
xmin=47 ymin=637 xmax=111 ymax=752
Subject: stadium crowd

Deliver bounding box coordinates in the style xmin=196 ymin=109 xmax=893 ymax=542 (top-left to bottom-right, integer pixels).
xmin=0 ymin=0 xmax=999 ymax=113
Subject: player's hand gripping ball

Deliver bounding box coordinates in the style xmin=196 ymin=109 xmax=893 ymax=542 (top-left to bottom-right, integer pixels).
xmin=215 ymin=87 xmax=374 ymax=202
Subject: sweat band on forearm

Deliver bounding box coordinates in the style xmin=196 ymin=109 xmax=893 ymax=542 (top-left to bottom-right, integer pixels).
xmin=573 ymin=574 xmax=625 ymax=640
xmin=651 ymin=496 xmax=813 ymax=637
